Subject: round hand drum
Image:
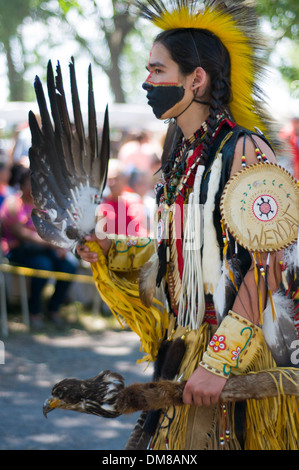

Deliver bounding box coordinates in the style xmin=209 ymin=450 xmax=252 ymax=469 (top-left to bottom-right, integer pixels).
xmin=220 ymin=163 xmax=299 ymax=253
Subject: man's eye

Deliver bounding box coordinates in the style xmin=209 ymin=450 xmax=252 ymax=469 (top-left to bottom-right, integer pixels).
xmin=154 ymin=69 xmax=162 ymax=74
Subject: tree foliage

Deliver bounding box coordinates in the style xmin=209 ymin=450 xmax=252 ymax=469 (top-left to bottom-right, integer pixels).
xmin=257 ymin=0 xmax=299 ymax=88
xmin=257 ymin=0 xmax=299 ymax=40
xmin=0 ymin=0 xmax=58 ymax=100
xmin=0 ymin=0 xmax=298 ymax=103
xmin=0 ymin=0 xmax=32 ymax=100
xmin=62 ymin=0 xmax=140 ymax=102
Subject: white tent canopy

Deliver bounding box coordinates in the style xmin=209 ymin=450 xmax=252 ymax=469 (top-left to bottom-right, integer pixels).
xmin=0 ymin=101 xmax=166 ymax=133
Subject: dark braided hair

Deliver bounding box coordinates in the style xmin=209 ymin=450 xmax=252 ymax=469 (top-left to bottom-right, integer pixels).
xmin=154 ymin=28 xmax=232 ymax=163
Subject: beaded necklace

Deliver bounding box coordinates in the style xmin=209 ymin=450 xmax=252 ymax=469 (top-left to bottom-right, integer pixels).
xmin=163 ymin=123 xmax=207 ymax=206
xmin=155 ymin=114 xmax=229 ymax=306
xmin=162 ymin=116 xmax=226 ymax=206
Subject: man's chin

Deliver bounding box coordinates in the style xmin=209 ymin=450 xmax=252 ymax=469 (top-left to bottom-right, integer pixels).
xmin=158 ymin=110 xmax=176 ymax=121
xmin=149 ymin=104 xmax=179 ymax=120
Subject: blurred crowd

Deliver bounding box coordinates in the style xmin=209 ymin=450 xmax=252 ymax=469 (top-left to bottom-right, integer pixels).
xmin=0 ymin=119 xmax=164 ymax=329
xmin=0 ymin=114 xmax=298 ymax=330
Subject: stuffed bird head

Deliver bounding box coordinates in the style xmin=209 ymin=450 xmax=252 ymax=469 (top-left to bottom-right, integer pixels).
xmin=43 ymin=370 xmax=124 ymax=418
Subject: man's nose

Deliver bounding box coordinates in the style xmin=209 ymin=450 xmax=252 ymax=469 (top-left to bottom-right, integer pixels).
xmin=142 ymin=81 xmax=153 ymax=91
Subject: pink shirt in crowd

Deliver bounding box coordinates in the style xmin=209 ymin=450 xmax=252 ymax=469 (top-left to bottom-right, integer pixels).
xmin=0 ymin=193 xmax=35 ymax=255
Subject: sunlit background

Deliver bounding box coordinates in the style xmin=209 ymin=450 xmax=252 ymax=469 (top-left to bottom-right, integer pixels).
xmin=0 ymin=0 xmax=298 ymax=131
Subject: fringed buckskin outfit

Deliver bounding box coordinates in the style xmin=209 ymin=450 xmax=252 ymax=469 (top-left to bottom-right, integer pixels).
xmin=26 ymin=0 xmax=299 ymax=451
xmin=87 ymin=116 xmax=299 ymax=450
xmin=84 ymin=0 xmax=299 ymax=451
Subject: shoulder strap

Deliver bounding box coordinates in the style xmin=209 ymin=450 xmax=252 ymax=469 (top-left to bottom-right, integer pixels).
xmin=211 ymin=124 xmax=275 ymax=192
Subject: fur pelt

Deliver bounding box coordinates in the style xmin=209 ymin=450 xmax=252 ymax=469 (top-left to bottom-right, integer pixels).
xmin=116 ymin=369 xmax=299 ymax=415
xmin=142 ymin=337 xmax=186 ymax=436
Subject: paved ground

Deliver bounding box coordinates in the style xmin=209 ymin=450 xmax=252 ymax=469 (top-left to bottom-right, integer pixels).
xmin=0 ymin=314 xmax=154 ymax=450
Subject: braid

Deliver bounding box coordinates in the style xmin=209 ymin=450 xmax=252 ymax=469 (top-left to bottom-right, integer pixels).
xmin=162 ymin=128 xmax=183 ymax=177
xmin=201 ymin=67 xmax=232 ymax=163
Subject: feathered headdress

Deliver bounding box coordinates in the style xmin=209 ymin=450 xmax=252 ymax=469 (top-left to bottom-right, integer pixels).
xmin=136 ymin=0 xmax=273 ymax=139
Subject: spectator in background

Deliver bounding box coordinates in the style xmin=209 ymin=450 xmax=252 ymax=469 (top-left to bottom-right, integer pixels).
xmin=11 ymin=122 xmax=32 ymax=164
xmin=118 ymin=130 xmax=161 ymax=174
xmin=0 ymin=151 xmax=13 ymax=208
xmin=129 ymin=168 xmax=156 ymax=234
xmin=8 ymin=161 xmax=30 ymax=191
xmin=99 ymin=159 xmax=149 ymax=237
xmin=0 ymin=165 xmax=78 ymax=330
xmin=10 ymin=116 xmax=41 ymax=166
xmin=279 ymin=116 xmax=299 ymax=180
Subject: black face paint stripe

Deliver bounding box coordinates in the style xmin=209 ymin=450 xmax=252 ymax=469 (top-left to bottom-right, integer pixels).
xmin=142 ymin=83 xmax=185 ymax=119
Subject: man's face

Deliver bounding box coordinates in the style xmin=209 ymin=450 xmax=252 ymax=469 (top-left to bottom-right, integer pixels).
xmin=143 ymin=42 xmax=194 ymax=120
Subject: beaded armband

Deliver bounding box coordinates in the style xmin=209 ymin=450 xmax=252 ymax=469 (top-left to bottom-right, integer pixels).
xmin=200 ymin=311 xmax=264 ymax=379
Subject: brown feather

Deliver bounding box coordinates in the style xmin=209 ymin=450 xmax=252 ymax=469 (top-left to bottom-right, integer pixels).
xmin=139 ymin=252 xmax=159 ymax=307
xmin=124 ymin=411 xmax=150 ymax=450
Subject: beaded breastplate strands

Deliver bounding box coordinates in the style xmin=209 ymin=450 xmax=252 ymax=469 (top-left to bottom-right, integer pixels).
xmin=155 ymin=115 xmax=229 ymax=326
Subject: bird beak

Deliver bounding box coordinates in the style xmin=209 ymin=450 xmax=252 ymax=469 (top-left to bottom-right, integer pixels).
xmin=43 ymin=396 xmax=62 ymax=417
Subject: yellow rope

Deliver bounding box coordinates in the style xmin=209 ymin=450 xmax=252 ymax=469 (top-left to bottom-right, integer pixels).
xmin=0 ymin=262 xmax=94 ymax=283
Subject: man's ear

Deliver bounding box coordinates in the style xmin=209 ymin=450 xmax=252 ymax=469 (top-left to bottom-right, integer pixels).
xmin=191 ymin=67 xmax=208 ymax=92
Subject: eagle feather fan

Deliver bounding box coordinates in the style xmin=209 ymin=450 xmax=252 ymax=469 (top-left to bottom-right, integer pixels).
xmin=28 ymin=58 xmax=110 ymax=250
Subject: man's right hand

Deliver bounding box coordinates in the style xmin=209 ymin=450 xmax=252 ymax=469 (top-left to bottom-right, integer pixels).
xmin=76 ymin=233 xmax=112 ymax=263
